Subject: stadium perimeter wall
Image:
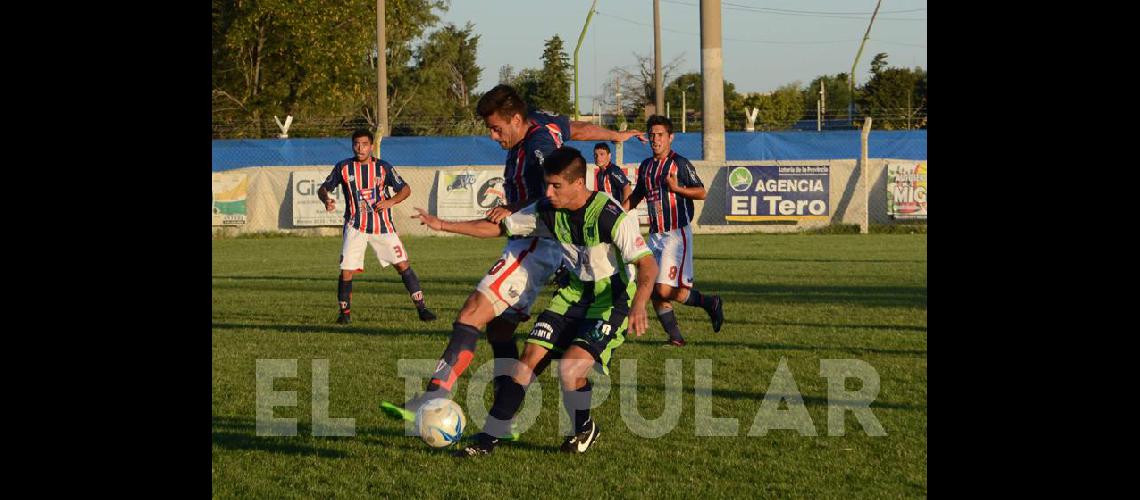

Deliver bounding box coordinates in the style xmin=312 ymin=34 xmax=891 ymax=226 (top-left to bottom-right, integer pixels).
xmin=211 ymin=158 xmax=915 ymax=237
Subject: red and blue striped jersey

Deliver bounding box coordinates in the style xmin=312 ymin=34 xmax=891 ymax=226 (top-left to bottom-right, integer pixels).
xmin=504 ymin=111 xmax=571 ymax=206
xmin=321 ymin=157 xmax=407 ymax=234
xmin=632 ymin=151 xmax=703 ymax=233
xmin=594 ymin=162 xmax=631 ymax=203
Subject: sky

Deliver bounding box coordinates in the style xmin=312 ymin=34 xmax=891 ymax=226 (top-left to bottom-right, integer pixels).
xmin=435 ymin=0 xmax=927 ymax=114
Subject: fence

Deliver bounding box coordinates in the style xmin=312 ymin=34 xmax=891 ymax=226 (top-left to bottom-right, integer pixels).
xmin=212 ymin=130 xmax=925 ymax=237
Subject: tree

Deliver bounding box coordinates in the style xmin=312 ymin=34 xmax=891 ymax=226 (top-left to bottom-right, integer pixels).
xmin=859 ymin=53 xmax=926 ymax=130
xmin=659 ymin=72 xmax=744 ymax=131
xmin=599 ymin=52 xmax=686 ymax=120
xmin=391 ymin=22 xmax=483 ymax=135
xmin=802 ymin=73 xmax=852 ymax=125
xmin=498 ymin=64 xmax=515 ymax=84
xmin=532 ymin=35 xmax=573 ymax=114
xmin=211 ymin=0 xmax=449 ymax=138
xmin=743 ymin=83 xmax=805 ymax=131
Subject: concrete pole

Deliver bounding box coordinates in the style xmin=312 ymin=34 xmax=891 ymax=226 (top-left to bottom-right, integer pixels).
xmin=681 ymin=90 xmax=686 ymax=133
xmin=376 ymin=0 xmax=388 ymax=140
xmin=654 ymin=0 xmax=664 ymax=116
xmin=700 ymin=0 xmax=725 ymax=161
xmin=858 ymin=116 xmax=873 ymax=234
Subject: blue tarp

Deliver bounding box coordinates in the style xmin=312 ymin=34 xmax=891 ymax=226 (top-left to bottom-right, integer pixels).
xmin=212 ymin=130 xmax=926 ymax=171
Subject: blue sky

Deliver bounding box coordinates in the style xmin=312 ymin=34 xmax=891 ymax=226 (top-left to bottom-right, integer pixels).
xmin=436 ymin=0 xmax=927 ymax=112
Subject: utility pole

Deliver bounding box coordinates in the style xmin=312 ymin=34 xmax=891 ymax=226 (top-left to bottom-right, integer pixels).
xmin=376 ymin=0 xmax=388 ymax=140
xmin=821 ymin=80 xmax=826 ymax=128
xmin=682 ymin=89 xmax=686 ymax=133
xmin=848 ymin=0 xmax=882 ymax=126
xmin=700 ymin=0 xmax=725 ymax=161
xmin=653 ymin=0 xmax=664 ymax=116
xmin=573 ymin=0 xmax=599 ymax=120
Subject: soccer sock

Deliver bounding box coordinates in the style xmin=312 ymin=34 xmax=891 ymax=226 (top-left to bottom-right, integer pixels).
xmin=398 ymin=267 xmax=426 ymax=310
xmin=426 ymin=323 xmax=479 ymax=393
xmin=337 ymin=277 xmax=352 ymax=313
xmin=562 ymin=380 xmax=593 ymax=434
xmin=656 ymin=307 xmax=684 ymax=341
xmin=483 ymin=378 xmax=527 ymax=438
xmin=683 ymin=289 xmax=714 ymax=311
xmin=489 ymin=338 xmax=519 ymax=385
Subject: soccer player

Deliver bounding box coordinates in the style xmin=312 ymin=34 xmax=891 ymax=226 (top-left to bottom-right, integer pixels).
xmin=592 ymin=142 xmax=632 ymax=204
xmin=623 ymin=115 xmax=724 ymax=347
xmin=379 ymin=85 xmax=644 ymax=421
xmin=317 ymin=129 xmax=436 ymax=324
xmin=412 ymin=146 xmax=657 ymax=456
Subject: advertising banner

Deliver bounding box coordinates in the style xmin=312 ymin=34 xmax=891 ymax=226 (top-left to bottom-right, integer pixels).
xmin=212 ymin=172 xmax=249 ymax=226
xmin=291 ymin=171 xmax=344 ymax=226
xmin=435 ymin=170 xmax=506 ymax=221
xmin=724 ymin=165 xmax=830 ymax=221
xmin=887 ymin=162 xmax=927 ymax=219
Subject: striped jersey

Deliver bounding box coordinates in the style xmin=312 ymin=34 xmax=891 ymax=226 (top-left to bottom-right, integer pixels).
xmin=504 ymin=111 xmax=571 ymax=206
xmin=631 ymin=151 xmax=703 ymax=233
xmin=594 ymin=162 xmax=631 ymax=203
xmin=502 ymin=192 xmax=651 ymax=319
xmin=321 ymin=157 xmax=407 ymax=234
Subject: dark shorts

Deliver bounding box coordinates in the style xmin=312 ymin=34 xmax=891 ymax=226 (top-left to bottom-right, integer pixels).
xmin=525 ymin=310 xmax=628 ymax=375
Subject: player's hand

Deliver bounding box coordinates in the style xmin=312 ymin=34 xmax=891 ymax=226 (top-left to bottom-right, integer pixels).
xmin=372 ymin=199 xmax=395 ymax=211
xmin=629 ymin=307 xmax=649 ymax=337
xmin=617 ymin=129 xmax=647 ymax=144
xmin=323 ymin=199 xmax=336 ymax=212
xmin=485 ymin=206 xmax=513 ymax=224
xmin=664 ymin=172 xmax=681 ymax=193
xmin=412 ymin=207 xmax=444 ymax=231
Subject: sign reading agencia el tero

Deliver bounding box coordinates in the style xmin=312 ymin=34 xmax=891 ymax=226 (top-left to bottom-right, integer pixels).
xmin=725 ymin=165 xmax=830 ymax=222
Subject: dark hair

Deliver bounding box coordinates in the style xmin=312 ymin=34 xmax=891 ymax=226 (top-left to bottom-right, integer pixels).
xmin=543 ymin=146 xmax=586 ymax=183
xmin=646 ymin=115 xmax=674 ymax=135
xmin=351 ymin=128 xmax=374 ymax=143
xmin=593 ymin=142 xmax=611 ymax=153
xmin=476 ymin=84 xmax=528 ymax=121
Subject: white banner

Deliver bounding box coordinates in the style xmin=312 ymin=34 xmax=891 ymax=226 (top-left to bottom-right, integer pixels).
xmin=435 ymin=170 xmax=506 ymax=221
xmin=292 ymin=171 xmax=344 ymax=226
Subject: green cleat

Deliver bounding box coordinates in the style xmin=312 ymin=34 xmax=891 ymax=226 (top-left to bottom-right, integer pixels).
xmin=379 ymin=401 xmax=416 ymax=422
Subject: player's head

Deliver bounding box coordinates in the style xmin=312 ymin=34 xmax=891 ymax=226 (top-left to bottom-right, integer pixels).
xmin=593 ymin=142 xmax=611 ymax=168
xmin=351 ymin=129 xmax=374 ymax=160
xmin=477 ymin=84 xmax=530 ymax=150
xmin=543 ymin=146 xmax=588 ymax=209
xmin=646 ymin=115 xmax=674 ymax=159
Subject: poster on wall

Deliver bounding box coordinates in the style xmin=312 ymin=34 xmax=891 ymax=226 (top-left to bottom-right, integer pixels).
xmin=212 ymin=172 xmax=249 ymax=226
xmin=724 ymin=165 xmax=830 ymax=221
xmin=435 ymin=170 xmax=506 ymax=221
xmin=291 ymin=171 xmax=344 ymax=226
xmin=887 ymin=162 xmax=927 ymax=219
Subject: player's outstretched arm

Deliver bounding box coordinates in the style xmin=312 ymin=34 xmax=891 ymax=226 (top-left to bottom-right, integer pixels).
xmin=629 ymin=253 xmax=659 ymax=336
xmin=570 ymin=121 xmax=647 ymax=144
xmin=412 ymin=207 xmax=504 ymax=238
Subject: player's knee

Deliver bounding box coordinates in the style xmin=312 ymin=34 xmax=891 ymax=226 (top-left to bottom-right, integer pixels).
xmin=393 ymin=261 xmax=409 ymax=273
xmin=654 ymin=284 xmax=676 ymax=300
xmin=456 ymin=293 xmax=494 ymax=328
xmin=512 ymin=346 xmax=547 ymax=385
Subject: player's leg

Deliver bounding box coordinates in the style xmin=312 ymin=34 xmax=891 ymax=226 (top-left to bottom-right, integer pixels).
xmin=336 ymin=225 xmax=368 ymax=324
xmin=376 ymin=234 xmax=437 ymax=322
xmin=558 ymin=312 xmax=627 ymax=453
xmin=454 ymin=311 xmax=569 ymax=457
xmin=666 ymin=226 xmax=724 ymax=332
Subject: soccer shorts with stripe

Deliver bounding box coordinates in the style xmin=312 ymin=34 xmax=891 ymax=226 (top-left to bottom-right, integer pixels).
xmin=340 ymin=224 xmax=408 ymax=272
xmin=475 ymin=236 xmax=563 ymax=322
xmin=525 ymin=286 xmax=630 ymax=375
xmin=647 ymin=225 xmax=694 ymax=288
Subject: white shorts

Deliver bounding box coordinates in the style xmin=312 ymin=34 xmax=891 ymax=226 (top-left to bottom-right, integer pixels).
xmin=476 ymin=236 xmax=563 ymax=322
xmin=647 ymin=226 xmax=694 ymax=289
xmin=340 ymin=224 xmax=408 ymax=272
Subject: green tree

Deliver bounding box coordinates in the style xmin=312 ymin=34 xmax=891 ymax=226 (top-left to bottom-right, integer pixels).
xmin=391 ymin=22 xmax=482 ymax=135
xmin=859 ymin=53 xmax=926 ymax=130
xmin=743 ymin=83 xmax=805 ymax=131
xmin=802 ymin=73 xmax=852 ymax=124
xmin=211 ymin=0 xmax=449 ymax=139
xmin=532 ymin=35 xmax=573 ymax=114
xmin=660 ymin=73 xmax=744 ymax=131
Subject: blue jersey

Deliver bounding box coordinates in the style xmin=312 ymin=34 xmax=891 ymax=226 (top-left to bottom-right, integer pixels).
xmin=321 ymin=157 xmax=407 ymax=234
xmin=504 ymin=111 xmax=572 ymax=206
xmin=632 ymin=151 xmax=703 ymax=233
xmin=594 ymin=162 xmax=631 ymax=203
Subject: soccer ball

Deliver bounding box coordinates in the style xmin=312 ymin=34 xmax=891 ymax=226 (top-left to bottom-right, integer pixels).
xmin=415 ymin=398 xmax=466 ymax=448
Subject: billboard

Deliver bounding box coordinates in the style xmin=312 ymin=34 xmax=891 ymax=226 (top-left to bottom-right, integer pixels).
xmin=212 ymin=172 xmax=248 ymax=226
xmin=435 ymin=170 xmax=506 ymax=221
xmin=724 ymin=165 xmax=830 ymax=221
xmin=887 ymin=162 xmax=927 ymax=219
xmin=291 ymin=171 xmax=344 ymax=226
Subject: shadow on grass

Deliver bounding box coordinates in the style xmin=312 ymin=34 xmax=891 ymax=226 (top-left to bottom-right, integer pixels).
xmin=211 ymin=322 xmax=444 ymax=337
xmin=698 ymin=282 xmax=926 ymax=309
xmin=624 ymin=337 xmax=925 ymax=357
xmin=729 ymin=319 xmax=927 ymax=334
xmin=212 ymin=416 xmax=350 ymax=458
xmin=605 ymin=385 xmax=925 ymax=412
xmin=696 ymin=255 xmax=927 ymax=264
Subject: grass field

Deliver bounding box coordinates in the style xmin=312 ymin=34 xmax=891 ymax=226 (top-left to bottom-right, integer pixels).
xmin=212 ymin=233 xmax=927 ymax=498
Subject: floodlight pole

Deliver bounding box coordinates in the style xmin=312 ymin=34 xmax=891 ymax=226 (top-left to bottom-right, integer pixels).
xmin=848 ymin=0 xmax=882 ymax=125
xmin=574 ymin=0 xmax=599 ymax=120
xmin=376 ymin=0 xmax=388 ymax=140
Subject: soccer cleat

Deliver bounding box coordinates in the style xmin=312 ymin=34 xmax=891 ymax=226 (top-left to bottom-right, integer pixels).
xmin=417 ymin=307 xmax=438 ymax=322
xmin=379 ymin=390 xmax=449 ymax=421
xmin=335 ymin=312 xmax=351 ymax=324
xmin=452 ymin=433 xmax=499 ymax=458
xmin=560 ymin=418 xmax=600 ymax=454
xmin=379 ymin=401 xmax=415 ymax=422
xmin=662 ymin=338 xmax=686 ymax=347
xmin=708 ymin=295 xmax=724 ymax=333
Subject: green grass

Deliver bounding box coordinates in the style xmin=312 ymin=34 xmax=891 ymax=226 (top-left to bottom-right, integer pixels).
xmin=212 ymin=233 xmax=927 ymax=498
